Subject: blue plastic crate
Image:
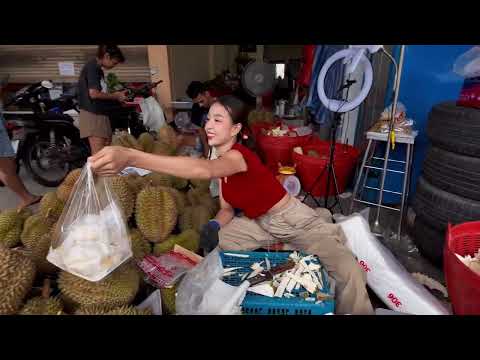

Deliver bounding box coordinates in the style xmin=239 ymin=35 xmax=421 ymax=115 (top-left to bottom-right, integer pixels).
xmin=220 ymin=251 xmax=335 ymax=315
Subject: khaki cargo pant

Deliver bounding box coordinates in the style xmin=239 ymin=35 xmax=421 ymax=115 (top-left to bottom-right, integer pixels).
xmin=219 ymin=197 xmax=374 ymax=315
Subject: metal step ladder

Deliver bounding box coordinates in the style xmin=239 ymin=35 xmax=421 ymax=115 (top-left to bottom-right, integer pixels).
xmin=349 ymin=130 xmax=418 ymax=240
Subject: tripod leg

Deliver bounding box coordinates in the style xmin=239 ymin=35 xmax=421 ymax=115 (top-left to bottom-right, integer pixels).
xmin=331 ymin=166 xmax=344 ymax=214
xmin=302 ymin=167 xmax=327 ymax=207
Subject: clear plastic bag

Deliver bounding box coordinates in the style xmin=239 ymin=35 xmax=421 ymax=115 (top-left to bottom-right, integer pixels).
xmin=176 ymin=249 xmax=250 ymax=315
xmin=47 ymin=163 xmax=132 ymax=282
xmin=140 ymin=96 xmax=166 ymax=131
xmin=453 ymin=46 xmax=480 ymax=78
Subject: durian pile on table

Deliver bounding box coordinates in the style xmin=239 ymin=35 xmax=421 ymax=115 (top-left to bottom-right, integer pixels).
xmin=0 ymin=125 xmax=220 ymax=315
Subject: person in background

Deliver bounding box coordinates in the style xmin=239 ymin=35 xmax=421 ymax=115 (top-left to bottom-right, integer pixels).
xmin=0 ymin=114 xmax=40 ymax=209
xmin=77 ymin=45 xmax=127 ymax=155
xmin=186 ymin=81 xmax=228 ymax=158
xmin=88 ymin=95 xmax=373 ymax=315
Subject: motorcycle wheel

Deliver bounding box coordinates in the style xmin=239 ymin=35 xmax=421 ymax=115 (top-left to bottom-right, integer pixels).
xmin=22 ymin=132 xmax=89 ymax=187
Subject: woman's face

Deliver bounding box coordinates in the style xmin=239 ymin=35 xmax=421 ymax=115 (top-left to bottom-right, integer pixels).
xmin=204 ymin=102 xmax=241 ymax=147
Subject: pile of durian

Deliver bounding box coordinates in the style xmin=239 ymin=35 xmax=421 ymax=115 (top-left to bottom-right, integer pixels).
xmin=0 ymin=125 xmax=219 ymax=315
xmin=247 ymin=110 xmax=275 ymax=127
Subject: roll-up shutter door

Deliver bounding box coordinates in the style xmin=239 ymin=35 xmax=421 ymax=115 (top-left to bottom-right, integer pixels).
xmin=0 ymin=45 xmax=151 ymax=84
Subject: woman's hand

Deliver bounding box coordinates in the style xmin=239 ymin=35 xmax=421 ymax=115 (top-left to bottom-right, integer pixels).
xmin=113 ymin=90 xmax=128 ymax=102
xmin=88 ymin=146 xmax=133 ymax=176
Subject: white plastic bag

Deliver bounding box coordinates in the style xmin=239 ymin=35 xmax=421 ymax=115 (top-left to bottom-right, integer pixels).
xmin=47 ymin=163 xmax=132 ymax=282
xmin=140 ymin=96 xmax=166 ymax=131
xmin=337 ymin=214 xmax=450 ymax=315
xmin=176 ymin=249 xmax=250 ymax=315
xmin=453 ymin=46 xmax=480 ymax=78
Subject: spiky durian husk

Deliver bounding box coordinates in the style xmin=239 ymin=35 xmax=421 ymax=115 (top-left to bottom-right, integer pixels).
xmin=27 ymin=230 xmax=58 ymax=274
xmin=170 ymin=176 xmax=189 ymax=190
xmin=75 ymin=305 xmax=153 ymax=315
xmin=135 ymin=186 xmax=178 ymax=243
xmin=124 ymin=174 xmax=146 ymax=197
xmin=39 ymin=192 xmax=65 ymax=220
xmin=189 ymin=179 xmax=211 ymax=192
xmin=0 ymin=247 xmax=36 ymax=315
xmin=151 ymin=141 xmax=176 ymax=156
xmin=56 ymin=168 xmax=82 ymax=202
xmin=153 ymin=229 xmax=200 ymax=256
xmin=112 ymin=131 xmax=143 ymax=151
xmin=144 ymin=172 xmax=172 ymax=188
xmin=157 ymin=125 xmax=178 ymax=150
xmin=129 ymin=228 xmax=151 ymax=260
xmin=160 ymin=187 xmax=187 ymax=215
xmin=179 ymin=205 xmax=211 ymax=233
xmin=19 ymin=296 xmax=63 ymax=315
xmin=58 ymin=263 xmax=140 ymax=311
xmin=138 ymin=132 xmax=155 ymax=153
xmin=0 ymin=208 xmax=31 ymax=248
xmin=160 ymin=286 xmax=176 ymax=315
xmin=186 ymin=188 xmax=217 ymax=216
xmin=107 ymin=176 xmax=135 ymax=219
xmin=20 ymin=212 xmax=56 ymax=249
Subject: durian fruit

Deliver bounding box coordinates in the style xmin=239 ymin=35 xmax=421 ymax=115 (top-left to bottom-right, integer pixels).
xmin=0 ymin=246 xmax=36 ymax=315
xmin=58 ymin=263 xmax=140 ymax=311
xmin=129 ymin=228 xmax=151 ymax=260
xmin=189 ymin=179 xmax=211 ymax=192
xmin=151 ymin=141 xmax=176 ymax=156
xmin=170 ymin=176 xmax=189 ymax=190
xmin=187 ymin=188 xmax=217 ymax=216
xmin=107 ymin=176 xmax=135 ymax=219
xmin=57 ymin=168 xmax=82 ymax=202
xmin=19 ymin=280 xmax=63 ymax=315
xmin=157 ymin=125 xmax=178 ymax=149
xmin=0 ymin=208 xmax=32 ymax=248
xmin=21 ymin=210 xmax=56 ymax=249
xmin=179 ymin=205 xmax=211 ymax=233
xmin=160 ymin=286 xmax=176 ymax=315
xmin=153 ymin=229 xmax=200 ymax=256
xmin=144 ymin=172 xmax=172 ymax=188
xmin=19 ymin=297 xmax=63 ymax=315
xmin=162 ymin=187 xmax=187 ymax=215
xmin=39 ymin=192 xmax=65 ymax=220
xmin=124 ymin=174 xmax=146 ymax=197
xmin=135 ymin=186 xmax=178 ymax=243
xmin=75 ymin=305 xmax=153 ymax=315
xmin=112 ymin=131 xmax=143 ymax=151
xmin=138 ymin=132 xmax=155 ymax=153
xmin=27 ymin=230 xmax=58 ymax=274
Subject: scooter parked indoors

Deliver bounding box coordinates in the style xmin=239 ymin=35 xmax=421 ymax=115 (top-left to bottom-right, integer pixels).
xmin=2 ymin=80 xmax=90 ymax=187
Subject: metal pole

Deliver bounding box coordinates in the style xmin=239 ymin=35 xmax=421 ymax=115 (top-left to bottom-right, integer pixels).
xmin=373 ymin=45 xmax=406 ymax=232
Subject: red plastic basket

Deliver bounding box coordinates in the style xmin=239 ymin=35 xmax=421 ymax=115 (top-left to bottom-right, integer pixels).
xmin=444 ymin=221 xmax=480 ymax=315
xmin=292 ymin=140 xmax=359 ymax=197
xmin=257 ymin=131 xmax=312 ymax=173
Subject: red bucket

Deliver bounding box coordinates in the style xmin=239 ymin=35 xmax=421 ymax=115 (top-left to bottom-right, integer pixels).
xmin=444 ymin=221 xmax=480 ymax=315
xmin=292 ymin=140 xmax=360 ymax=197
xmin=257 ymin=131 xmax=312 ymax=173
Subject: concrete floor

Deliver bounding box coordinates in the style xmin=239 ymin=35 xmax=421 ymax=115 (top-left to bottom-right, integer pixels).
xmin=0 ymin=165 xmax=51 ymax=211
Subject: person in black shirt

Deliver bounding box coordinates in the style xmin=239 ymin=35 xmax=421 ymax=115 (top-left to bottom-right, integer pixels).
xmin=78 ymin=45 xmax=127 ymax=155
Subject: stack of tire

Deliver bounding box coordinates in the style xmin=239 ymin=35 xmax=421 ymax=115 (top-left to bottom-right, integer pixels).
xmin=412 ymin=101 xmax=480 ymax=267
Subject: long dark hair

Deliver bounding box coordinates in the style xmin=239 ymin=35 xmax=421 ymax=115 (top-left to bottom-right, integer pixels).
xmin=208 ymin=95 xmax=248 ymax=159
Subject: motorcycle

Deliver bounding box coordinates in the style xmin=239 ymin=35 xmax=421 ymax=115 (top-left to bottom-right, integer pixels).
xmin=2 ymin=80 xmax=90 ymax=187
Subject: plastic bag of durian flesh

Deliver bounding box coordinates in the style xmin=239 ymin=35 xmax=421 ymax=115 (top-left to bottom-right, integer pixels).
xmin=47 ymin=163 xmax=133 ymax=282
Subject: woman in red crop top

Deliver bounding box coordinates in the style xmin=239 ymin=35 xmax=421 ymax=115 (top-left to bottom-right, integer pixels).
xmin=89 ymin=96 xmax=373 ymax=315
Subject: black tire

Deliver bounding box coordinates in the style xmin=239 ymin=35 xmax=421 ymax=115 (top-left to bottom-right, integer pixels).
xmin=413 ymin=176 xmax=480 ymax=231
xmin=423 ymin=146 xmax=480 ymax=201
xmin=412 ymin=217 xmax=445 ymax=267
xmin=22 ymin=132 xmax=88 ymax=187
xmin=427 ymin=101 xmax=480 ymax=157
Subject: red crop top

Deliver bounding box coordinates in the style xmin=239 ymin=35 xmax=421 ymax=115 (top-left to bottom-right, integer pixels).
xmin=221 ymin=143 xmax=287 ymax=219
